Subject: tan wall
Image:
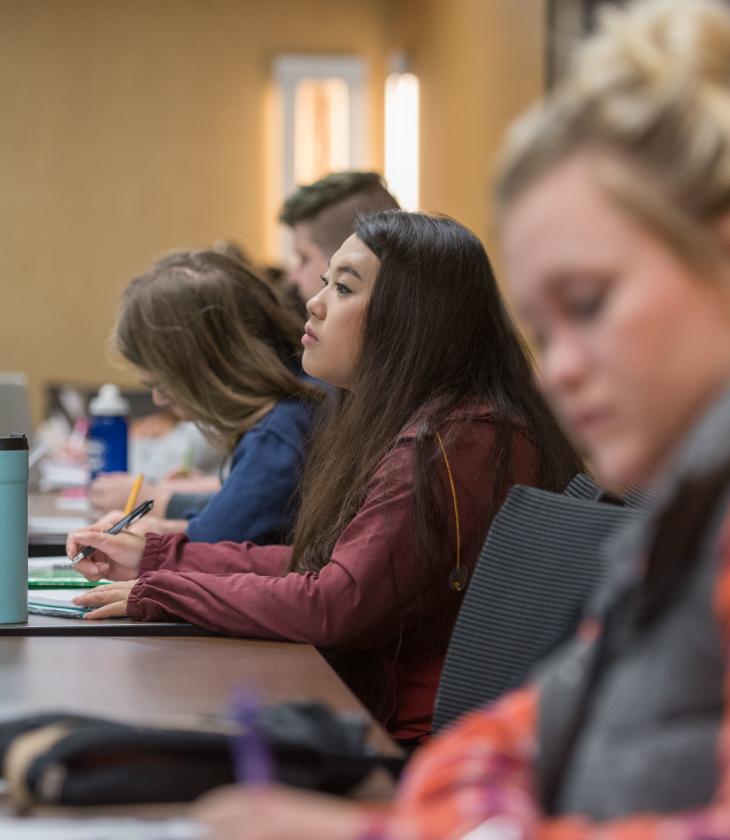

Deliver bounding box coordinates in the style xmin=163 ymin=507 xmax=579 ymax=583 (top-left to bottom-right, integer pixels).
xmin=411 ymin=0 xmax=546 ymax=257
xmin=0 ymin=0 xmax=392 ymax=419
xmin=0 ymin=0 xmax=545 ymax=421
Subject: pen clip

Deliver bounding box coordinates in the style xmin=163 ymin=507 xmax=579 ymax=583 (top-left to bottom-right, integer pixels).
xmin=118 ymin=498 xmax=154 ymax=530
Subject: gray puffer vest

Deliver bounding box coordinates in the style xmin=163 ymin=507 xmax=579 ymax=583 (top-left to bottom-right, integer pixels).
xmin=536 ymin=386 xmax=730 ymax=821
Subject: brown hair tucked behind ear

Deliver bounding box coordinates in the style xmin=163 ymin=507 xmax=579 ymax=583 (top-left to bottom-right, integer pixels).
xmin=115 ymin=250 xmax=323 ymax=453
xmin=289 ymin=211 xmax=582 ymax=577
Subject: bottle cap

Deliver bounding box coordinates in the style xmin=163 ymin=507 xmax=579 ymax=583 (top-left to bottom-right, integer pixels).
xmin=89 ymin=384 xmax=130 ymax=416
xmin=0 ymin=435 xmax=29 ymax=451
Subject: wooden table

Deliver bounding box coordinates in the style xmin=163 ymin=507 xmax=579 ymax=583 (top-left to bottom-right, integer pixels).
xmin=28 ymin=490 xmax=91 ymax=556
xmin=7 ymin=498 xmax=401 ymax=822
xmin=0 ymin=636 xmax=398 ymax=823
xmin=0 ymin=635 xmax=398 ymax=753
xmin=28 ymin=490 xmax=86 ymax=521
xmin=0 ymin=613 xmax=212 ymax=636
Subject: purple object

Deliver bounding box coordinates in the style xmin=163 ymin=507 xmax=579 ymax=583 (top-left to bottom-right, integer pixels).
xmin=230 ymin=689 xmax=274 ymax=784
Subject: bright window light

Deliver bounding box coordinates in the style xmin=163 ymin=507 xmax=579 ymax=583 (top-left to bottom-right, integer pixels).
xmin=293 ymin=78 xmax=350 ymax=185
xmin=385 ymin=72 xmax=420 ymax=211
xmin=268 ymin=54 xmax=367 ymax=262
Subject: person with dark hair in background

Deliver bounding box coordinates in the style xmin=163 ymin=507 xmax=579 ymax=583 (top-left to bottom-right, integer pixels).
xmin=70 ymin=212 xmax=581 ymax=746
xmin=279 ymin=171 xmax=400 ymax=302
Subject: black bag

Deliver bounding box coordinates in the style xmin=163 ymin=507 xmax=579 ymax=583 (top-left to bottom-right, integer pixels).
xmin=0 ymin=702 xmax=403 ymax=807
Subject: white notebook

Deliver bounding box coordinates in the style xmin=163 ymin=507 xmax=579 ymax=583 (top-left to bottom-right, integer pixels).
xmin=0 ymin=817 xmax=207 ymax=839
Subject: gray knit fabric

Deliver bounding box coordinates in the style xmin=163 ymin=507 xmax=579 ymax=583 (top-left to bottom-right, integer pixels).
xmin=536 ymin=384 xmax=730 ymax=820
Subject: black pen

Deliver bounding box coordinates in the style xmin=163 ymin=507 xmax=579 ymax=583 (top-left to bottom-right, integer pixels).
xmin=70 ymin=499 xmax=154 ymax=565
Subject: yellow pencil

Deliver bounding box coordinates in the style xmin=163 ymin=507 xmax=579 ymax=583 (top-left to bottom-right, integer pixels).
xmin=123 ymin=473 xmax=144 ymax=515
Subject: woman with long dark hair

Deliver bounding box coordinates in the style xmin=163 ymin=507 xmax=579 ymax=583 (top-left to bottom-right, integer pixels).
xmin=195 ymin=1 xmax=730 ymax=837
xmin=69 ymin=212 xmax=581 ymax=742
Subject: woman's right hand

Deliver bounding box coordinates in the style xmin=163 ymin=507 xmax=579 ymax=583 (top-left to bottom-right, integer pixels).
xmin=66 ymin=516 xmax=146 ymax=582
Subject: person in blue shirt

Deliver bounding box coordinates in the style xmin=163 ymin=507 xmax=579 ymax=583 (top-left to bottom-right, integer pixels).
xmin=170 ymin=373 xmax=316 ymax=543
xmin=89 ymin=249 xmax=323 ymax=544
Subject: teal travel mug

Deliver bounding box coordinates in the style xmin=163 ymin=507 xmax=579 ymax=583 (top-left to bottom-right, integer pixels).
xmin=0 ymin=435 xmax=28 ymax=624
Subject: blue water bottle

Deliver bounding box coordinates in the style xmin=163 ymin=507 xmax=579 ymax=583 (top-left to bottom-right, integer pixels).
xmin=87 ymin=384 xmax=130 ymax=479
xmin=0 ymin=434 xmax=28 ymax=624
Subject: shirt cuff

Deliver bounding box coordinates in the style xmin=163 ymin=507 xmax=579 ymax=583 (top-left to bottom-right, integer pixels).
xmin=127 ymin=575 xmax=152 ymax=620
xmin=139 ymin=532 xmax=167 ymax=575
xmin=127 ymin=573 xmax=176 ymax=622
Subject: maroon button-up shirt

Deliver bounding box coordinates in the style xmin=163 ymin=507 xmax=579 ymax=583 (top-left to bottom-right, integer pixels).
xmin=128 ymin=406 xmax=539 ymax=741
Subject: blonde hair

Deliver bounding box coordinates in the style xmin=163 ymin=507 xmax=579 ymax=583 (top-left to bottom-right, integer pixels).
xmin=496 ymin=0 xmax=730 ymax=272
xmin=115 ymin=250 xmax=323 ymax=453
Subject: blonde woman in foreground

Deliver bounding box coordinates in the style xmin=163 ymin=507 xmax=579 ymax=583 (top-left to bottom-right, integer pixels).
xmin=195 ymin=0 xmax=730 ymax=837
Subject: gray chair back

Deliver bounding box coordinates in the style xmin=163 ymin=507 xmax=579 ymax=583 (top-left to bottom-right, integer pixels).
xmin=562 ymin=473 xmax=602 ymax=500
xmin=563 ymin=472 xmax=655 ymax=510
xmin=432 ymin=485 xmax=644 ymax=733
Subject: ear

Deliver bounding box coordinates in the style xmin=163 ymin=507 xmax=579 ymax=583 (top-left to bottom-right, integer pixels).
xmin=703 ymin=216 xmax=730 ymax=332
xmin=712 ymin=213 xmax=730 ymax=304
xmin=714 ymin=211 xmax=730 ymax=257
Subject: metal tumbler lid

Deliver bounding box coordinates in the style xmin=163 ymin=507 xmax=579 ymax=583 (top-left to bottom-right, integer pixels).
xmin=0 ymin=435 xmax=29 ymax=451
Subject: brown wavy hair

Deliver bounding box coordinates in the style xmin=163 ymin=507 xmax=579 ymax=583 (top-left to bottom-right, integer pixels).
xmin=289 ymin=212 xmax=582 ymax=576
xmin=115 ymin=250 xmax=323 ymax=452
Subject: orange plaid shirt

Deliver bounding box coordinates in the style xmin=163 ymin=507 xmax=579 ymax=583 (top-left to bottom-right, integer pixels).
xmin=359 ymin=520 xmax=730 ymax=840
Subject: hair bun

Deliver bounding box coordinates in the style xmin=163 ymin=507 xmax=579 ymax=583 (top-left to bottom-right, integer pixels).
xmin=496 ymin=0 xmax=730 ymax=238
xmin=570 ymin=0 xmax=730 ymax=105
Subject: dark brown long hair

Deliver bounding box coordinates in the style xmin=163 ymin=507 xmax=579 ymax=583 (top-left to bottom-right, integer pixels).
xmin=115 ymin=250 xmax=323 ymax=452
xmin=289 ymin=211 xmax=582 ymax=577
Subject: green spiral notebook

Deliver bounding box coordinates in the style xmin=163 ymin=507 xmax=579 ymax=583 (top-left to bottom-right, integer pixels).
xmin=28 ymin=557 xmax=106 ymax=589
xmin=28 ymin=567 xmax=101 ymax=588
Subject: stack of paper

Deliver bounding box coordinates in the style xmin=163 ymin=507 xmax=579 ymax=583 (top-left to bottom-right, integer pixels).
xmin=28 ymin=515 xmax=89 ymax=536
xmin=27 ymin=589 xmax=91 ymax=617
xmin=0 ymin=817 xmax=207 ymax=839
